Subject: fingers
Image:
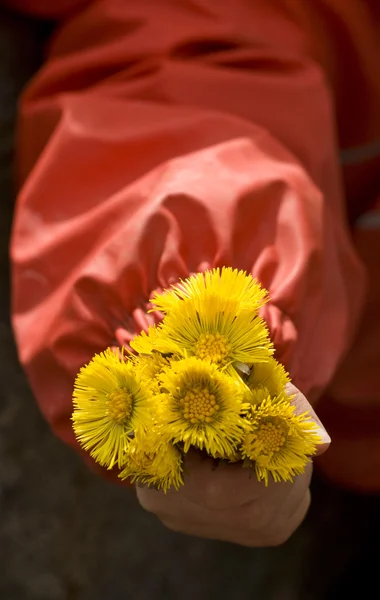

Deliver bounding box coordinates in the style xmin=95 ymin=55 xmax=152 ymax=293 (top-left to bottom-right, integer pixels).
xmin=136 ymin=461 xmax=313 ymax=547
xmin=177 ymin=451 xmax=262 ymax=510
xmin=137 ymin=472 xmax=312 ymax=547
xmin=137 ymin=384 xmax=326 ymax=546
xmin=136 ymin=451 xmax=260 ymax=515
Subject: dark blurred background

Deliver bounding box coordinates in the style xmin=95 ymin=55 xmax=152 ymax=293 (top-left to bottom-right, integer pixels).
xmin=0 ymin=8 xmax=378 ymax=600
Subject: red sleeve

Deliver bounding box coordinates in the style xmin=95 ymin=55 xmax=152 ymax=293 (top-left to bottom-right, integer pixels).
xmin=11 ymin=0 xmax=365 ymax=466
xmin=2 ymin=0 xmax=92 ymax=19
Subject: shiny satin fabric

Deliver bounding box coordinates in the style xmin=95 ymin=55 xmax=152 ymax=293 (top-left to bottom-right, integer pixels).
xmin=8 ymin=0 xmax=380 ymax=490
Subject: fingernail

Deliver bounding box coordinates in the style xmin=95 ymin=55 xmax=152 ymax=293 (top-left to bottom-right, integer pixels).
xmin=314 ymin=415 xmax=331 ymax=444
xmin=316 ymin=424 xmax=331 ymax=445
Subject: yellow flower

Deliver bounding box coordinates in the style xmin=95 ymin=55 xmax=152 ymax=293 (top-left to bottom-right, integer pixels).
xmin=133 ymin=352 xmax=171 ymax=391
xmin=131 ymin=297 xmax=273 ymax=369
xmin=247 ymin=357 xmax=290 ymax=398
xmin=241 ymin=395 xmax=321 ymax=485
xmin=72 ymin=348 xmax=153 ymax=470
xmin=151 ymin=267 xmax=268 ymax=315
xmin=119 ymin=430 xmax=183 ymax=492
xmin=130 ymin=325 xmax=168 ymax=355
xmin=159 ymin=357 xmax=246 ymax=457
xmin=243 ymin=386 xmax=272 ymax=406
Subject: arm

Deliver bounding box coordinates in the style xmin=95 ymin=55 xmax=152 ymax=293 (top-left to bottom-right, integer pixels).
xmin=11 ymin=0 xmax=363 ymax=539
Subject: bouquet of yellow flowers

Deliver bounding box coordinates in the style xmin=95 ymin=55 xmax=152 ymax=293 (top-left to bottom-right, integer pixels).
xmin=72 ymin=268 xmax=321 ymax=491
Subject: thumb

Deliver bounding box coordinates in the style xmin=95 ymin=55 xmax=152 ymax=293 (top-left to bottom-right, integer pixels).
xmin=286 ymin=383 xmax=331 ymax=457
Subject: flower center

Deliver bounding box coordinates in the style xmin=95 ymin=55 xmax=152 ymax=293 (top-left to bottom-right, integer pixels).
xmin=107 ymin=389 xmax=133 ymax=423
xmin=180 ymin=386 xmax=220 ymax=424
xmin=194 ymin=333 xmax=230 ymax=364
xmin=257 ymin=422 xmax=286 ymax=454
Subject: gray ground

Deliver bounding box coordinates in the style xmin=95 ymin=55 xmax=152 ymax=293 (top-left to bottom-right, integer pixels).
xmin=0 ymin=9 xmax=378 ymax=600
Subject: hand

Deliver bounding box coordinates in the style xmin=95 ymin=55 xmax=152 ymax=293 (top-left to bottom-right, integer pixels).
xmin=136 ymin=385 xmax=330 ymax=546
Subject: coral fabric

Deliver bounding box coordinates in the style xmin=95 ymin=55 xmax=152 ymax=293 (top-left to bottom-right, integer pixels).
xmin=8 ymin=0 xmax=380 ymax=490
